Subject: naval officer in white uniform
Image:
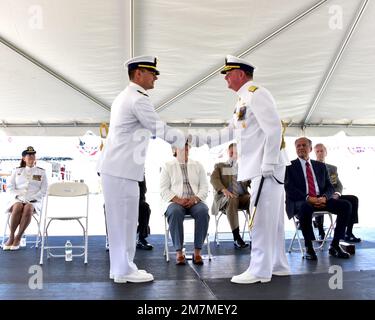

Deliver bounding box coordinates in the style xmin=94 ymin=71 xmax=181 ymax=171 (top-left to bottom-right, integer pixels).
xmin=195 ymin=55 xmax=290 ymax=284
xmin=98 ymin=56 xmax=185 ymax=283
xmin=3 ymin=146 xmax=48 ymax=251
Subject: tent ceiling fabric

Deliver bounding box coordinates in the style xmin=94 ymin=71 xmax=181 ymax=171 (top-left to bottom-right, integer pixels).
xmin=0 ymin=0 xmax=374 ymax=136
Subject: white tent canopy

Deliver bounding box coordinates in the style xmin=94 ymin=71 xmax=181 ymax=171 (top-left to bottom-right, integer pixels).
xmin=1 ymin=0 xmax=375 ymax=136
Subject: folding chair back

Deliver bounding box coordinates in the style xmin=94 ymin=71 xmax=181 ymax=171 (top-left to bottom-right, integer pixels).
xmin=39 ymin=182 xmax=89 ymax=264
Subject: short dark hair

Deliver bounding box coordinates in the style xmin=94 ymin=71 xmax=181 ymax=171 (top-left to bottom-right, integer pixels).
xmin=295 ymin=137 xmax=312 ymax=147
xmin=244 ymin=71 xmax=253 ymax=78
xmin=128 ymin=68 xmax=137 ymax=80
xmin=228 ymin=143 xmax=237 ymax=150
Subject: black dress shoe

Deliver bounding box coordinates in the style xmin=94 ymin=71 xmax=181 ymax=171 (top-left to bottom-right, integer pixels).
xmin=344 ymin=235 xmax=361 ymax=243
xmin=318 ymin=233 xmax=326 ymax=241
xmin=234 ymin=239 xmax=249 ymax=249
xmin=136 ymin=239 xmax=153 ymax=250
xmin=304 ymin=247 xmax=318 ymax=260
xmin=329 ymin=244 xmax=350 ymax=259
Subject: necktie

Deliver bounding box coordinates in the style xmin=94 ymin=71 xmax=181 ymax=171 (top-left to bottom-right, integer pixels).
xmin=231 ymin=163 xmax=239 ymax=197
xmin=305 ymin=162 xmax=317 ymax=197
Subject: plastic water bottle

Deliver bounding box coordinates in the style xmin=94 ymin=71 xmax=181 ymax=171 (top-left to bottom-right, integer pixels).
xmin=20 ymin=234 xmax=27 ymax=247
xmin=65 ymin=240 xmax=73 ymax=262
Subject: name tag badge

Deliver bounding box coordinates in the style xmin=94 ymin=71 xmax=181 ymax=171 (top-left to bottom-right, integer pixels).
xmin=330 ymin=174 xmax=337 ymax=184
xmin=32 ymin=175 xmax=42 ymax=181
xmin=237 ymin=106 xmax=247 ymax=121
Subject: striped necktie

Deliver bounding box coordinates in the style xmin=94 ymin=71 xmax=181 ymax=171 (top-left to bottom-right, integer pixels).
xmin=305 ymin=162 xmax=317 ymax=197
xmin=230 ymin=162 xmax=239 ymax=197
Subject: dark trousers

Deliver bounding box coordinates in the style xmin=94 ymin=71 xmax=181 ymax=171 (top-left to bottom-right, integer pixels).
xmin=315 ymin=194 xmax=358 ymax=234
xmin=298 ymin=198 xmax=351 ymax=248
xmin=137 ymin=200 xmax=151 ymax=239
xmin=340 ymin=195 xmax=359 ymax=224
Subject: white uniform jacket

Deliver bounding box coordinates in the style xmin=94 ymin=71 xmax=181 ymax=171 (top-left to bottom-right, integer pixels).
xmin=7 ymin=166 xmax=48 ymax=214
xmin=98 ymin=82 xmax=185 ymax=181
xmin=160 ymin=158 xmax=208 ymax=213
xmin=203 ymin=81 xmax=289 ymax=181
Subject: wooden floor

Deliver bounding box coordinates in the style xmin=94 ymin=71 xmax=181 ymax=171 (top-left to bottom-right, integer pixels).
xmin=1 ymin=228 xmax=375 ymax=301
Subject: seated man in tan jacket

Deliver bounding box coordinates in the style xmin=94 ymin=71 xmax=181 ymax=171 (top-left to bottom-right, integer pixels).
xmin=210 ymin=143 xmax=250 ymax=249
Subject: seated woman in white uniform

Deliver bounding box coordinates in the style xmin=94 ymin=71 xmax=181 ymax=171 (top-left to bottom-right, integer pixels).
xmin=3 ymin=146 xmax=48 ymax=250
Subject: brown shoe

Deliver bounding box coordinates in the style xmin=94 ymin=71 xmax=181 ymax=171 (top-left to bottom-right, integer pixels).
xmin=192 ymin=254 xmax=204 ymax=265
xmin=176 ymin=255 xmax=186 ymax=265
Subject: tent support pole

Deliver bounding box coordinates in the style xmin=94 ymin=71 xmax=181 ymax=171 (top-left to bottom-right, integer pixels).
xmin=0 ymin=35 xmax=110 ymax=112
xmin=303 ymin=0 xmax=369 ymax=125
xmin=155 ymin=0 xmax=329 ymax=113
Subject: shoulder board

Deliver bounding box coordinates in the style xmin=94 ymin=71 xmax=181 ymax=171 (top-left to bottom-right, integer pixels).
xmin=137 ymin=90 xmax=149 ymax=97
xmin=248 ymin=85 xmax=258 ymax=93
xmin=36 ymin=167 xmax=45 ymax=170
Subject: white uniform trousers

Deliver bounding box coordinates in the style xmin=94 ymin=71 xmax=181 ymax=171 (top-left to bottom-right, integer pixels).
xmin=246 ymin=166 xmax=290 ymax=279
xmin=101 ymin=174 xmax=140 ymax=277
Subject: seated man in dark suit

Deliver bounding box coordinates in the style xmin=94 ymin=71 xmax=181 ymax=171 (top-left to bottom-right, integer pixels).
xmin=210 ymin=143 xmax=251 ymax=249
xmin=285 ymin=137 xmax=352 ymax=260
xmin=314 ymin=143 xmax=361 ymax=243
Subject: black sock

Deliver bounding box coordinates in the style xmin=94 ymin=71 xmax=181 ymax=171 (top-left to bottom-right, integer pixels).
xmin=305 ymin=241 xmax=313 ymax=250
xmin=331 ymin=239 xmax=340 ymax=247
xmin=232 ymin=227 xmax=240 ymax=241
xmin=318 ymin=225 xmax=325 ymax=236
xmin=346 ymin=224 xmax=353 ymax=236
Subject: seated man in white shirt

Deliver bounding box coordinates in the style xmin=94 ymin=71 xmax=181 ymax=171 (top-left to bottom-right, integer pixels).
xmin=160 ymin=142 xmax=209 ymax=265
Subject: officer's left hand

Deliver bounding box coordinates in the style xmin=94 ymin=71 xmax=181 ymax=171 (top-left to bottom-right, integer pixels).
xmin=261 ymin=164 xmax=275 ymax=178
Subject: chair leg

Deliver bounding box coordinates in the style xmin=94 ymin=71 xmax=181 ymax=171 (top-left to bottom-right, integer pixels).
xmin=288 ymin=217 xmax=304 ymax=258
xmin=1 ymin=213 xmax=10 ymax=248
xmin=316 ymin=214 xmax=335 ymax=251
xmin=32 ymin=214 xmax=41 ymax=248
xmin=241 ymin=213 xmax=246 ymax=239
xmin=326 ymin=214 xmax=335 ymax=239
xmin=295 ymin=226 xmax=304 ymax=258
xmin=288 ymin=232 xmax=297 ymax=253
xmin=214 ymin=213 xmax=221 ymax=246
xmin=164 ymin=216 xmax=169 ymax=262
xmin=242 ymin=210 xmax=251 ymax=242
xmin=206 ymin=233 xmax=212 ymax=261
xmin=84 ymin=218 xmax=88 ymax=264
xmin=39 ymin=221 xmax=47 ymax=265
xmin=105 ymin=235 xmax=109 ymax=250
xmin=77 ymin=218 xmax=88 ymax=264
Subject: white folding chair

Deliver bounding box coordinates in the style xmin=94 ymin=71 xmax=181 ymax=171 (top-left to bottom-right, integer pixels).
xmin=163 ymin=214 xmax=212 ymax=263
xmin=288 ymin=210 xmax=336 ymax=257
xmin=214 ymin=209 xmax=251 ymax=246
xmin=2 ymin=201 xmax=44 ymax=249
xmin=39 ymin=182 xmax=89 ymax=264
